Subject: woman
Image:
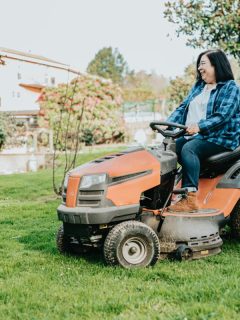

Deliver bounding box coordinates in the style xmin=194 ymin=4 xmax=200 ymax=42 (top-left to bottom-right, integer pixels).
xmin=167 ymin=49 xmax=240 ymax=212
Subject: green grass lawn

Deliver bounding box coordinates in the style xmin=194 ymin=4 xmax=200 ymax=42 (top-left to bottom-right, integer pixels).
xmin=0 ymin=149 xmax=240 ymax=320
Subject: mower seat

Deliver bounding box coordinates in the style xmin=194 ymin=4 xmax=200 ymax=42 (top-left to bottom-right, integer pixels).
xmin=201 ymin=146 xmax=240 ymax=177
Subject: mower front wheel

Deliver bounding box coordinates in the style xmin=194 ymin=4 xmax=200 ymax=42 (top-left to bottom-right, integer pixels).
xmin=103 ymin=221 xmax=160 ymax=268
xmin=56 ymin=225 xmax=72 ymax=254
xmin=56 ymin=225 xmax=91 ymax=255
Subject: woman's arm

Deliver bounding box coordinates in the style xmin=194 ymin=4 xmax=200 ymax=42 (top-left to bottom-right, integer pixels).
xmin=167 ymin=83 xmax=198 ymax=124
xmin=198 ymin=82 xmax=240 ymax=134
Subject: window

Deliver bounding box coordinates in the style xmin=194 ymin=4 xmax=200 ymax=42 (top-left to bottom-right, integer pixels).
xmin=51 ymin=77 xmax=55 ymax=85
xmin=17 ymin=72 xmax=22 ymax=80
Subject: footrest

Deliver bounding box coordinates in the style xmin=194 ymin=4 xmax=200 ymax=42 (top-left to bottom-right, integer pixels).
xmin=172 ymin=188 xmax=188 ymax=195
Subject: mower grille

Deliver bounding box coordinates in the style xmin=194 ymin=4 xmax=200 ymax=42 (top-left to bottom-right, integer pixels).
xmin=111 ymin=170 xmax=150 ymax=184
xmin=91 ymin=147 xmax=144 ymax=164
xmin=78 ymin=200 xmax=100 ymax=207
xmin=92 ymin=153 xmax=125 ymax=163
xmin=78 ymin=190 xmax=104 ymax=207
xmin=79 ymin=190 xmax=104 ymax=196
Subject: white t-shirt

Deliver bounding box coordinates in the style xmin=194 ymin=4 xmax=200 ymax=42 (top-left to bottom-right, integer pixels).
xmin=185 ymin=84 xmax=216 ymax=126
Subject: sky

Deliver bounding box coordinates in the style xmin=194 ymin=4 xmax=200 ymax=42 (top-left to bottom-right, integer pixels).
xmin=0 ymin=0 xmax=202 ymax=79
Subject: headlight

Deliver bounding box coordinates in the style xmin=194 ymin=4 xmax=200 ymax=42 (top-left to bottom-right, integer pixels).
xmin=80 ymin=174 xmax=107 ymax=189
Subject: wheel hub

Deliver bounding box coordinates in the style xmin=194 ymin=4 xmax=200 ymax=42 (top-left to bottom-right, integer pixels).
xmin=129 ymin=247 xmax=137 ymax=254
xmin=122 ymin=237 xmax=147 ymax=264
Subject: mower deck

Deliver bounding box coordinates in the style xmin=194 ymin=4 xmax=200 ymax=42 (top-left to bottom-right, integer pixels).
xmin=162 ymin=209 xmax=224 ymax=259
xmin=141 ymin=208 xmax=224 ymax=260
xmin=163 ymin=208 xmax=222 ymax=217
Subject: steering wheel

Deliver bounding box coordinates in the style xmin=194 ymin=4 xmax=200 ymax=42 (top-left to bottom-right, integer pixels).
xmin=150 ymin=121 xmax=187 ymax=139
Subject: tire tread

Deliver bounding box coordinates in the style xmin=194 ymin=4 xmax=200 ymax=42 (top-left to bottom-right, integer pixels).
xmin=104 ymin=221 xmax=160 ymax=267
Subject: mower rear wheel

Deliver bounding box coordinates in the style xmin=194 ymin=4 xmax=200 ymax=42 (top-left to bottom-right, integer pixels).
xmin=230 ymin=200 xmax=240 ymax=239
xmin=103 ymin=221 xmax=160 ymax=268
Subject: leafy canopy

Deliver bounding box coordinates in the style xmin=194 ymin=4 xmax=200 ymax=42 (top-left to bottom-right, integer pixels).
xmin=166 ymin=63 xmax=196 ymax=112
xmin=38 ymin=74 xmax=126 ymax=147
xmin=122 ymin=71 xmax=168 ymax=102
xmin=164 ymin=0 xmax=240 ymax=60
xmin=87 ymin=47 xmax=129 ymax=84
xmin=38 ymin=74 xmax=126 ymax=194
xmin=165 ymin=59 xmax=239 ymax=114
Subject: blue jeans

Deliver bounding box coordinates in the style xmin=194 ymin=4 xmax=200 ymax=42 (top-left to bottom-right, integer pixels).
xmin=176 ymin=137 xmax=228 ymax=190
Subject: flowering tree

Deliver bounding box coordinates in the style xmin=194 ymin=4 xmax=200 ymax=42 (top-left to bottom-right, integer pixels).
xmin=38 ymin=74 xmax=126 ymax=194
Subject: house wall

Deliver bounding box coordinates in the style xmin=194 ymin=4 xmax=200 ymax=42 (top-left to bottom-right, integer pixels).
xmin=0 ymin=59 xmax=75 ymax=112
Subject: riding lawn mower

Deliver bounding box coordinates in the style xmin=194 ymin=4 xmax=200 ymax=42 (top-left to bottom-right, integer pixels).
xmin=56 ymin=121 xmax=240 ymax=268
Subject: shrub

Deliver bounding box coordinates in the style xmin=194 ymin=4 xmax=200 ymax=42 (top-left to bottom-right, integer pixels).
xmin=38 ymin=74 xmax=127 ymax=149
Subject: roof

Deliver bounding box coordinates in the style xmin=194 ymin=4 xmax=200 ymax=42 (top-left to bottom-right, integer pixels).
xmin=19 ymin=83 xmax=45 ymax=93
xmin=0 ymin=47 xmax=67 ymax=66
xmin=0 ymin=47 xmax=81 ymax=75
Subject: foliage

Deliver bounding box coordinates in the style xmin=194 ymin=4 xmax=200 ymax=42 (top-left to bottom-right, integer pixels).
xmin=0 ymin=158 xmax=240 ymax=320
xmin=87 ymin=47 xmax=129 ymax=84
xmin=123 ymin=71 xmax=168 ymax=102
xmin=166 ymin=63 xmax=196 ymax=111
xmin=164 ymin=0 xmax=240 ymax=60
xmin=0 ymin=112 xmax=18 ymax=150
xmin=38 ymin=74 xmax=126 ymax=147
xmin=166 ymin=58 xmax=240 ymax=114
xmin=230 ymin=58 xmax=240 ymax=83
xmin=0 ymin=127 xmax=5 ymax=150
xmin=38 ymin=74 xmax=126 ymax=194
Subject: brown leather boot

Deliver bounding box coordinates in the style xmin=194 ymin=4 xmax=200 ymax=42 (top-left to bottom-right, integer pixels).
xmin=168 ymin=192 xmax=199 ymax=213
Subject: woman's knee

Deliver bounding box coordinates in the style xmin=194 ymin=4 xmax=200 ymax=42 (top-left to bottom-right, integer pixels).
xmin=176 ymin=137 xmax=187 ymax=158
xmin=180 ymin=141 xmax=200 ymax=161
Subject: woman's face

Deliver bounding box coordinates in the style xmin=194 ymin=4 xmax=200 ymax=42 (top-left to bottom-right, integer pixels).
xmin=198 ymin=54 xmax=216 ymax=84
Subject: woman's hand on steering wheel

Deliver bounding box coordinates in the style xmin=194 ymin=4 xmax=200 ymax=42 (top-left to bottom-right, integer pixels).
xmin=186 ymin=124 xmax=200 ymax=135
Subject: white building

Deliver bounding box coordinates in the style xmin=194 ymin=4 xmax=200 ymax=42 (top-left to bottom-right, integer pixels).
xmin=0 ymin=49 xmax=78 ymax=174
xmin=0 ymin=48 xmax=76 ymax=114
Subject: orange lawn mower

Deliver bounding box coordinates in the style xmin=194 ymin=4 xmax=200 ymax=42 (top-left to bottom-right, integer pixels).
xmin=56 ymin=121 xmax=240 ymax=268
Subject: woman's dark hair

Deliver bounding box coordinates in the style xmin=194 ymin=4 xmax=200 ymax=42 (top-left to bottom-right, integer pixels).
xmin=196 ymin=49 xmax=234 ymax=82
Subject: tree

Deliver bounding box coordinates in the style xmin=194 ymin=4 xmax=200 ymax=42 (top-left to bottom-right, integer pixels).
xmin=38 ymin=74 xmax=126 ymax=148
xmin=122 ymin=71 xmax=168 ymax=102
xmin=164 ymin=0 xmax=240 ymax=60
xmin=166 ymin=63 xmax=196 ymax=112
xmin=0 ymin=112 xmax=17 ymax=150
xmin=87 ymin=47 xmax=129 ymax=83
xmin=166 ymin=58 xmax=240 ymax=114
xmin=0 ymin=127 xmax=5 ymax=150
xmin=38 ymin=74 xmax=126 ymax=195
xmin=230 ymin=59 xmax=240 ymax=82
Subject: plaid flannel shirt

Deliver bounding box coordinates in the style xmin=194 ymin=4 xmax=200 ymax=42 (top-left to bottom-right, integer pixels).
xmin=167 ymin=80 xmax=240 ymax=150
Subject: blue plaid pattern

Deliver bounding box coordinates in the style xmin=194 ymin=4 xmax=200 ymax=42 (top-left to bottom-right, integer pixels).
xmin=167 ymin=80 xmax=240 ymax=150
